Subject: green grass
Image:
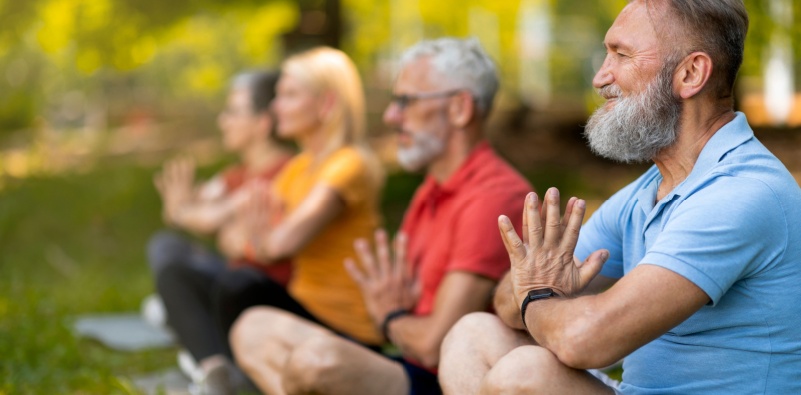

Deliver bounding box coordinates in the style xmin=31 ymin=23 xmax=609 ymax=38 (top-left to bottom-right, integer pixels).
xmin=0 ymin=160 xmax=176 ymax=393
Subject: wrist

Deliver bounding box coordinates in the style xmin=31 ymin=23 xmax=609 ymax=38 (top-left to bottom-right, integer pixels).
xmin=520 ymin=288 xmax=558 ymax=330
xmin=381 ymin=308 xmax=410 ymax=341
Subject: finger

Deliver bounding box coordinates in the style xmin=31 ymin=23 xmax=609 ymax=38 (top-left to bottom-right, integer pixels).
xmin=353 ymin=238 xmax=379 ymax=278
xmin=410 ymin=276 xmax=422 ymax=302
xmin=542 ymin=188 xmax=563 ymax=248
xmin=394 ymin=232 xmax=408 ymax=279
xmin=344 ymin=258 xmax=367 ymax=286
xmin=578 ymin=249 xmax=609 ymax=289
xmin=560 ymin=198 xmax=586 ymax=252
xmin=521 ymin=195 xmax=529 ymax=246
xmin=375 ymin=229 xmax=391 ymax=277
xmin=498 ymin=215 xmax=526 ymax=263
xmin=525 ymin=192 xmax=543 ymax=249
xmin=561 ymin=197 xmax=577 ymax=234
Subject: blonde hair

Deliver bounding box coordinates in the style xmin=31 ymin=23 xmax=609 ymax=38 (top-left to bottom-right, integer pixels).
xmin=281 ymin=47 xmax=384 ymax=188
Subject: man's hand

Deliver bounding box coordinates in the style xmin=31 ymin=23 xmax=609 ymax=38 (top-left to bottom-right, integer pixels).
xmin=344 ymin=230 xmax=420 ymax=329
xmin=498 ymin=189 xmax=608 ymax=307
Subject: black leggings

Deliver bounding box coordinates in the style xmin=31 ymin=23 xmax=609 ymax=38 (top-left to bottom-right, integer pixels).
xmin=149 ymin=230 xmax=318 ymax=362
xmin=156 ymin=263 xmax=319 ymax=362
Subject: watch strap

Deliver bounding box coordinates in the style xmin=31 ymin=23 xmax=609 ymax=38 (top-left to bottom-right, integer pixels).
xmin=520 ymin=288 xmax=556 ymax=329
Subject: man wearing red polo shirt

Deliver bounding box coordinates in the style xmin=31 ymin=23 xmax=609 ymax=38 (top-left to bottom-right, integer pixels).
xmin=230 ymin=37 xmax=532 ymax=395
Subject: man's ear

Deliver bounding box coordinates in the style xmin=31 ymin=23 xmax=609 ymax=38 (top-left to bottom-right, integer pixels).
xmin=675 ymin=51 xmax=713 ymax=100
xmin=448 ymin=91 xmax=475 ymax=128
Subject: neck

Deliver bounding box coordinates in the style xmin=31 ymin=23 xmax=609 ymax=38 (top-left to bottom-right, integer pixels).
xmin=298 ymin=127 xmax=329 ymax=160
xmin=242 ymin=140 xmax=290 ymax=174
xmin=427 ymin=123 xmax=483 ymax=184
xmin=653 ymin=103 xmax=735 ymax=200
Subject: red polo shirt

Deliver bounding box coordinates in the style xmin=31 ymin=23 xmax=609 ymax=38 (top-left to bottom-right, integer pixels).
xmin=400 ymin=141 xmax=532 ymax=316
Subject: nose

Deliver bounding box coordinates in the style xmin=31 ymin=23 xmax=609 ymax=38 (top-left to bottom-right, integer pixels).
xmin=383 ymin=100 xmax=402 ymax=126
xmin=592 ymin=54 xmax=614 ymax=89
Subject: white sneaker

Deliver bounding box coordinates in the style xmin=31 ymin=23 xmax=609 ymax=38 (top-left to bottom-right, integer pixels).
xmin=141 ymin=294 xmax=168 ymax=328
xmin=178 ymin=349 xmax=205 ymax=384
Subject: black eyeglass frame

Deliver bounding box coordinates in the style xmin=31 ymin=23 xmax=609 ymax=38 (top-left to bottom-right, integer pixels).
xmin=389 ymin=89 xmax=465 ymax=111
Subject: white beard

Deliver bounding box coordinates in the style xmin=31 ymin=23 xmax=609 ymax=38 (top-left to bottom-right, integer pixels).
xmin=584 ymin=64 xmax=682 ymax=163
xmin=397 ymin=131 xmax=446 ymax=172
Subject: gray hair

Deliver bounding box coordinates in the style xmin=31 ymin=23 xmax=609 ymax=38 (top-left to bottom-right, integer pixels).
xmin=400 ymin=37 xmax=499 ymax=116
xmin=645 ymin=0 xmax=748 ymax=100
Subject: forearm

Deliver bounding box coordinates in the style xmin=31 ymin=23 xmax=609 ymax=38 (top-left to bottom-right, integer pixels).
xmin=522 ymin=295 xmax=613 ymax=369
xmin=385 ymin=315 xmax=444 ymax=369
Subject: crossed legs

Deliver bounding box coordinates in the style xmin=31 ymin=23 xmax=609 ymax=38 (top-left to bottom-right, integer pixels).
xmin=439 ymin=312 xmax=616 ymax=395
xmin=230 ymin=306 xmax=410 ymax=395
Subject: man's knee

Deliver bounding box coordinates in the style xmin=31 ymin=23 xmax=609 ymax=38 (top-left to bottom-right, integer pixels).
xmin=443 ymin=312 xmax=504 ymax=353
xmin=282 ymin=335 xmax=349 ymax=395
xmin=481 ymin=346 xmax=562 ymax=394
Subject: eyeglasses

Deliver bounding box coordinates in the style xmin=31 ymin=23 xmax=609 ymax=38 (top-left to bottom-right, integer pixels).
xmin=389 ymin=90 xmax=462 ymax=111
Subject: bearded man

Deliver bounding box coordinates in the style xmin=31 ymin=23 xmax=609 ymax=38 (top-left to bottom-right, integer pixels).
xmin=230 ymin=37 xmax=532 ymax=395
xmin=439 ymin=1 xmax=801 ymax=394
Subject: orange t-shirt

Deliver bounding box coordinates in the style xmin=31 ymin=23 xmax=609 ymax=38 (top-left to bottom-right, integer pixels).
xmin=273 ymin=146 xmax=383 ymax=344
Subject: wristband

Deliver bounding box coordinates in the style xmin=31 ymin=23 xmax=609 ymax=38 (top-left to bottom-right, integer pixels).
xmin=381 ymin=309 xmax=410 ymax=341
xmin=520 ymin=288 xmax=556 ymax=329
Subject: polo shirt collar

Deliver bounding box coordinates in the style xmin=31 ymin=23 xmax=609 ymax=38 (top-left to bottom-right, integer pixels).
xmin=637 ymin=112 xmax=752 ymax=216
xmin=684 ymin=111 xmax=754 ymax=184
xmin=422 ymin=141 xmax=492 ymax=197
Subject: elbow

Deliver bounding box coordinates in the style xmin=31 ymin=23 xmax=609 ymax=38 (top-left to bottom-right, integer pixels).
xmin=548 ymin=316 xmax=620 ymax=369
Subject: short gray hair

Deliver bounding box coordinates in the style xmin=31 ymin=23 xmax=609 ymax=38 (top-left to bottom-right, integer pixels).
xmin=645 ymin=0 xmax=748 ymax=100
xmin=400 ymin=37 xmax=499 ymax=116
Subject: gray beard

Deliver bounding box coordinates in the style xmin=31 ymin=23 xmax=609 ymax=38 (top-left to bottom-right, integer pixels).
xmin=584 ymin=65 xmax=682 ymax=163
xmin=397 ymin=131 xmax=446 ymax=172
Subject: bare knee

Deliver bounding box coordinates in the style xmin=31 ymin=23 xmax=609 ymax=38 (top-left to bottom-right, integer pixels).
xmin=282 ymin=335 xmax=349 ymax=395
xmin=229 ymin=306 xmax=278 ymax=371
xmin=443 ymin=312 xmax=502 ymax=351
xmin=481 ymin=346 xmax=563 ymax=394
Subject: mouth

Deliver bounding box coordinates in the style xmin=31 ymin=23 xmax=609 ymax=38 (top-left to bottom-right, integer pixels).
xmin=396 ymin=131 xmax=412 ymax=146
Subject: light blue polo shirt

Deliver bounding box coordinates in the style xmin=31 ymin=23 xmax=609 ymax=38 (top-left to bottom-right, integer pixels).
xmin=576 ymin=113 xmax=801 ymax=394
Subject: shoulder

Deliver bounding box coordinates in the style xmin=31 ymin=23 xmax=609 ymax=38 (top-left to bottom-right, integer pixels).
xmin=466 ymin=148 xmax=532 ymax=198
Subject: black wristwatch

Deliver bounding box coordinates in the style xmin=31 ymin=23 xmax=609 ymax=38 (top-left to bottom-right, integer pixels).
xmin=520 ymin=288 xmax=557 ymax=329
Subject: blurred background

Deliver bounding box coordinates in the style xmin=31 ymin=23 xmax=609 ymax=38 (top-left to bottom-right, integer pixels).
xmin=1 ymin=0 xmax=799 ymax=392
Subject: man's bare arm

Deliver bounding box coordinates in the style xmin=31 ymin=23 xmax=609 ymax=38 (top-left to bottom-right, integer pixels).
xmin=493 ymin=271 xmax=618 ymax=330
xmin=524 ymin=264 xmax=708 ymax=369
xmin=387 ymin=271 xmax=497 ymax=369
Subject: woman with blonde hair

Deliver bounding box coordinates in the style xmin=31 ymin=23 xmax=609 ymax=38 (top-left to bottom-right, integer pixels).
xmin=224 ymin=47 xmax=386 ymax=395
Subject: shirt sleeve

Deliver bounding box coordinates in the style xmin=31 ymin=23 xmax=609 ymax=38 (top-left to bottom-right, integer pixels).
xmin=446 ymin=191 xmax=525 ymax=281
xmin=576 ymin=190 xmax=629 ymax=279
xmin=317 ymin=148 xmax=371 ymax=207
xmin=641 ymin=175 xmax=786 ymax=305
